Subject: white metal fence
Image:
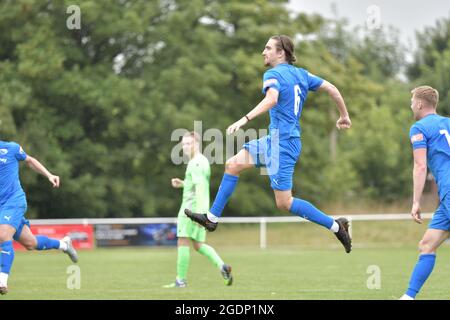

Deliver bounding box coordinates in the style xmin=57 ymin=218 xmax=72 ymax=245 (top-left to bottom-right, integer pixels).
xmin=30 ymin=213 xmax=434 ymax=249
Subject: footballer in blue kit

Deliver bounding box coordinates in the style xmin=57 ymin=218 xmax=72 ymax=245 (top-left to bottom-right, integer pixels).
xmin=0 ymin=141 xmax=78 ymax=294
xmin=185 ymin=35 xmax=352 ymax=254
xmin=400 ymin=86 xmax=450 ymax=300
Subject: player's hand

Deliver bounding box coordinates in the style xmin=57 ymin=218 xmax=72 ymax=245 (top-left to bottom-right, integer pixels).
xmin=336 ymin=115 xmax=352 ymax=130
xmin=171 ymin=178 xmax=183 ymax=188
xmin=48 ymin=175 xmax=60 ymax=188
xmin=227 ymin=117 xmax=249 ymax=135
xmin=411 ymin=201 xmax=422 ymax=224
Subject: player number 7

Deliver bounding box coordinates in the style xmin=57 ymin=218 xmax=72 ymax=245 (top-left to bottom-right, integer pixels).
xmin=439 ymin=129 xmax=450 ymax=147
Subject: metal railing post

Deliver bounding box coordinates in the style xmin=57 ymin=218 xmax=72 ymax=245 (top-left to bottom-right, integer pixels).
xmin=260 ymin=218 xmax=267 ymax=249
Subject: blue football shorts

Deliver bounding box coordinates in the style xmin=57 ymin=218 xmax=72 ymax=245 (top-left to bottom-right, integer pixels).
xmin=243 ymin=135 xmax=301 ymax=191
xmin=0 ymin=195 xmax=30 ymax=240
xmin=429 ymin=193 xmax=450 ymax=231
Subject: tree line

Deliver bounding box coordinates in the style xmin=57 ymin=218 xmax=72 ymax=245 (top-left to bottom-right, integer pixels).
xmin=1 ymin=0 xmax=449 ymax=218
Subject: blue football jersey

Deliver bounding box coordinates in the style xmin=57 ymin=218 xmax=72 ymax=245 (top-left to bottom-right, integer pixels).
xmin=0 ymin=141 xmax=27 ymax=205
xmin=410 ymin=114 xmax=450 ymax=200
xmin=262 ymin=63 xmax=324 ymax=140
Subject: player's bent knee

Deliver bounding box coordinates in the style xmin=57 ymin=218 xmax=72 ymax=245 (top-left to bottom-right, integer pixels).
xmin=0 ymin=232 xmax=12 ymax=243
xmin=418 ymin=239 xmax=436 ymax=254
xmin=24 ymin=243 xmax=35 ymax=251
xmin=276 ymin=200 xmax=291 ymax=212
xmin=225 ymin=160 xmax=241 ymax=175
xmin=23 ymin=239 xmax=37 ymax=251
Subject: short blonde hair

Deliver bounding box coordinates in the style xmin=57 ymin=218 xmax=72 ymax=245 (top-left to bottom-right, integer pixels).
xmin=411 ymin=86 xmax=439 ymax=108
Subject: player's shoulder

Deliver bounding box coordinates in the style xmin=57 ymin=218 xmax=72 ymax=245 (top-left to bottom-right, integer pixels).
xmin=0 ymin=141 xmax=23 ymax=160
xmin=410 ymin=115 xmax=443 ymax=138
xmin=410 ymin=121 xmax=425 ymax=135
xmin=188 ymin=154 xmax=210 ymax=168
xmin=264 ymin=65 xmax=302 ymax=84
xmin=263 ymin=66 xmax=281 ymax=78
xmin=302 ymin=68 xmax=325 ymax=82
xmin=291 ymin=66 xmax=319 ymax=82
xmin=196 ymin=154 xmax=210 ymax=167
xmin=0 ymin=141 xmax=19 ymax=150
xmin=296 ymin=66 xmax=308 ymax=73
xmin=412 ymin=114 xmax=440 ymax=131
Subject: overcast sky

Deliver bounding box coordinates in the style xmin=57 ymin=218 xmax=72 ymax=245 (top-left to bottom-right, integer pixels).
xmin=288 ymin=0 xmax=450 ymax=48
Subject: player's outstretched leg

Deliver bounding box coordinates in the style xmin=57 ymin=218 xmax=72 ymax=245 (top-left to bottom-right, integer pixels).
xmin=0 ymin=240 xmax=14 ymax=295
xmin=185 ymin=150 xmax=254 ymax=232
xmin=19 ymin=226 xmax=79 ymax=263
xmin=184 ymin=209 xmax=218 ymax=231
xmin=163 ymin=245 xmax=190 ymax=288
xmin=288 ymin=197 xmax=352 ymax=253
xmin=163 ymin=278 xmax=187 ymax=288
xmin=0 ymin=224 xmax=17 ymax=295
xmin=221 ymin=264 xmax=233 ymax=286
xmin=33 ymin=236 xmax=79 ymax=263
xmin=196 ymin=243 xmax=233 ymax=286
xmin=402 ymin=254 xmax=436 ymax=300
xmin=185 ymin=173 xmax=238 ymax=232
xmin=399 ymin=229 xmax=448 ymax=300
xmin=61 ymin=236 xmax=78 ymax=263
xmin=333 ymin=218 xmax=352 ymax=253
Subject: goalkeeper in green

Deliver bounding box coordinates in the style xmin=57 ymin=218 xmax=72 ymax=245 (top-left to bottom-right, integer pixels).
xmin=164 ymin=131 xmax=232 ymax=288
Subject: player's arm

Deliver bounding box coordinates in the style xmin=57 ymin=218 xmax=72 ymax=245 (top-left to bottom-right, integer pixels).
xmin=25 ymin=155 xmax=60 ymax=188
xmin=411 ymin=148 xmax=427 ymax=224
xmin=227 ymin=88 xmax=278 ymax=135
xmin=244 ymin=88 xmax=279 ymax=122
xmin=318 ymin=80 xmax=351 ymax=130
xmin=171 ymin=178 xmax=184 ymax=188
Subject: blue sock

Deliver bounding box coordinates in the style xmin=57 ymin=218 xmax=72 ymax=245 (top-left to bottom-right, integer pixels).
xmin=0 ymin=241 xmax=15 ymax=274
xmin=289 ymin=198 xmax=334 ymax=229
xmin=209 ymin=173 xmax=239 ymax=218
xmin=36 ymin=235 xmax=61 ymax=250
xmin=406 ymin=254 xmax=436 ymax=298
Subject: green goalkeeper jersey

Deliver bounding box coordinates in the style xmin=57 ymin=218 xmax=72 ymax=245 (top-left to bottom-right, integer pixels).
xmin=178 ymin=153 xmax=210 ymax=217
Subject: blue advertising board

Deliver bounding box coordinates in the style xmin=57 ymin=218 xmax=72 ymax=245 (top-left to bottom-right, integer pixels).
xmin=95 ymin=223 xmax=177 ymax=247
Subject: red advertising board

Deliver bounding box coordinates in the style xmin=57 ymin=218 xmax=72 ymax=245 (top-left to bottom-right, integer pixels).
xmin=13 ymin=224 xmax=94 ymax=251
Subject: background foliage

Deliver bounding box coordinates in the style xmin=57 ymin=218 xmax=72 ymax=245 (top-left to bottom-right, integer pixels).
xmin=1 ymin=0 xmax=448 ymax=218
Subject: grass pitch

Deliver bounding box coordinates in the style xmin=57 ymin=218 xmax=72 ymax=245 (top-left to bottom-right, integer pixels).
xmin=2 ymin=220 xmax=449 ymax=300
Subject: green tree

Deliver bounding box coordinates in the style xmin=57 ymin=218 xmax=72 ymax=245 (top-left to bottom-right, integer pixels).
xmin=0 ymin=0 xmax=416 ymax=218
xmin=408 ymin=15 xmax=450 ymax=116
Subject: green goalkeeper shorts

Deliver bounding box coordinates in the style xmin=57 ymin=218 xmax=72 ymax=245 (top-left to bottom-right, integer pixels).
xmin=177 ymin=214 xmax=206 ymax=242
